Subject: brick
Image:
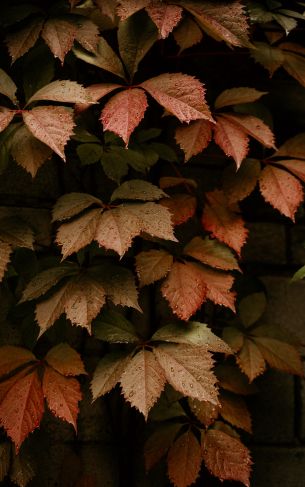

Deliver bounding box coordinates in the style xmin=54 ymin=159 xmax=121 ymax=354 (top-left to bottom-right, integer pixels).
xmin=251 ymin=447 xmax=305 ymax=487
xmin=78 ymin=386 xmax=114 ymax=442
xmin=242 ymin=223 xmax=286 ymax=265
xmin=290 ymin=225 xmax=305 ymax=265
xmin=249 ymin=371 xmax=295 ymax=444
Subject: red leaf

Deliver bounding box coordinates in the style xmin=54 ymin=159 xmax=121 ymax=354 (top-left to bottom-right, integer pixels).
xmin=202 ymin=190 xmax=248 ymax=255
xmin=101 ymin=88 xmax=148 ymax=145
xmin=0 ymin=108 xmax=15 ymax=133
xmin=221 ymin=113 xmax=276 ymax=149
xmin=5 ymin=20 xmax=44 ymax=63
xmin=160 ymin=194 xmax=197 ymax=226
xmin=161 ymin=261 xmax=207 ymax=320
xmin=175 ymin=120 xmax=212 ymax=161
xmin=141 ymin=73 xmax=213 ymax=123
xmin=214 ymin=115 xmax=249 ymax=168
xmin=0 ymin=370 xmax=44 ymax=452
xmin=23 ymin=106 xmax=75 ymax=161
xmin=146 ymin=4 xmax=183 ymax=39
xmin=259 ymin=165 xmax=303 ymax=220
xmin=41 ymin=18 xmax=78 ymax=64
xmin=43 ymin=366 xmax=81 ymax=430
xmin=167 ymin=430 xmax=202 ymax=487
xmin=75 ymin=83 xmax=121 ymax=113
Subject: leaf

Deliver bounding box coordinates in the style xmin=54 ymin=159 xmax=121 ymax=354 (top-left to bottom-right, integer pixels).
xmin=111 ymin=180 xmax=166 ymax=202
xmin=56 ymin=208 xmax=101 ymax=259
xmin=220 ymin=113 xmax=276 ymax=149
xmin=117 ymin=0 xmax=151 ymax=20
xmin=118 ymin=12 xmax=158 ymax=78
xmin=64 ymin=276 xmax=106 ymax=332
xmin=27 ymin=80 xmax=93 ymax=105
xmin=53 ymin=193 xmax=102 ymax=222
xmin=153 ymin=343 xmax=218 ymax=404
xmin=23 ymin=106 xmax=75 ymax=161
xmin=160 ymin=194 xmax=197 ymax=226
xmin=120 ymin=349 xmax=166 ymax=418
xmin=239 ymin=292 xmax=267 ymax=327
xmin=145 ymin=423 xmax=182 ymax=471
xmin=175 ymin=120 xmax=212 ymax=161
xmin=73 ymin=37 xmax=126 ymax=79
xmin=202 ymin=429 xmax=252 ymax=486
xmin=93 ymin=309 xmax=139 ymax=344
xmin=41 ymin=18 xmax=78 ymax=64
xmin=250 ymin=42 xmax=284 ymax=76
xmin=0 ymin=217 xmax=34 ymax=249
xmin=0 ymin=242 xmax=12 ymax=282
xmin=75 ymin=84 xmax=121 ymax=113
xmin=95 ymin=0 xmax=117 ymax=20
xmin=273 ymin=159 xmax=305 ymax=183
xmin=91 ymin=351 xmax=132 ymax=399
xmin=0 ymin=108 xmax=15 ymax=133
xmin=152 ymin=322 xmax=232 ymax=354
xmin=183 ymin=0 xmax=250 ymax=47
xmin=214 ymin=115 xmax=249 ymax=168
xmin=10 ymin=125 xmax=52 ymax=177
xmin=173 ymin=16 xmax=203 ymax=53
xmin=184 ymin=236 xmax=240 ymax=271
xmin=220 ymin=391 xmax=252 ymax=433
xmin=194 ymin=265 xmax=236 ymax=311
xmin=275 ymin=132 xmax=305 ymax=159
xmin=45 ymin=343 xmax=86 ymax=376
xmin=126 ymin=202 xmax=177 ymax=241
xmin=237 ymin=339 xmax=266 ymax=382
xmin=5 ymin=19 xmax=44 ymax=63
xmin=0 ymin=346 xmax=36 ymax=378
xmin=141 ymin=73 xmax=213 ymax=123
xmin=159 ymin=176 xmax=197 ymax=190
xmin=0 ymin=443 xmax=10 ymax=482
xmin=202 ymin=190 xmax=248 ymax=255
xmin=189 ymin=398 xmax=219 ymax=428
xmin=216 ymin=364 xmax=257 ymax=396
xmin=283 ymin=52 xmax=305 ymax=89
xmin=167 ymin=430 xmax=201 ymax=487
xmin=43 ymin=366 xmax=81 ymax=429
xmin=20 ymin=265 xmax=77 ymax=302
xmin=222 ymin=327 xmax=244 ymax=353
xmin=259 ymin=165 xmax=303 ymax=220
xmin=146 ymin=4 xmax=183 ymax=39
xmin=10 ymin=450 xmax=35 ymax=487
xmin=135 ymin=249 xmax=173 ymax=286
xmin=161 ymin=261 xmax=207 ymax=320
xmin=0 ymin=69 xmax=18 ymax=104
xmin=222 ymin=159 xmax=261 ymax=204
xmin=75 ymin=18 xmax=99 ymax=53
xmin=251 ymin=336 xmax=303 ymax=376
xmin=100 ymin=265 xmax=140 ymax=311
xmin=215 ymin=87 xmax=267 ymax=109
xmin=0 ymin=370 xmax=44 ymax=452
xmin=35 ymin=283 xmax=70 ymax=336
xmin=101 ymin=88 xmax=148 ymax=146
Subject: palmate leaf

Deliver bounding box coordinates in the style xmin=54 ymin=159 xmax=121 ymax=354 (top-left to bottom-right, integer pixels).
xmin=111 ymin=180 xmax=166 ymax=202
xmin=45 ymin=343 xmax=86 ymax=377
xmin=117 ymin=0 xmax=151 ymax=20
xmin=173 ymin=16 xmax=203 ymax=53
xmin=26 ymin=80 xmax=94 ymax=105
xmin=41 ymin=18 xmax=78 ymax=65
xmin=220 ymin=113 xmax=276 ymax=150
xmin=175 ymin=120 xmax=212 ymax=161
xmin=136 ymin=249 xmax=173 ymax=286
xmin=160 ymin=194 xmax=197 ymax=226
xmin=146 ymin=4 xmax=183 ymax=39
xmin=0 ymin=346 xmax=36 ymax=377
xmin=222 ymin=159 xmax=261 ymax=204
xmin=189 ymin=398 xmax=219 ymax=428
xmin=5 ymin=19 xmax=44 ymax=63
xmin=91 ymin=351 xmax=132 ymax=400
xmin=184 ymin=236 xmax=240 ymax=271
xmin=167 ymin=429 xmax=202 ymax=487
xmin=214 ymin=115 xmax=249 ymax=168
xmin=214 ymin=87 xmax=267 ymax=110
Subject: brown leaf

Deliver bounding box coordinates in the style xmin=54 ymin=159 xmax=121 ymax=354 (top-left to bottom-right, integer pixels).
xmin=27 ymin=80 xmax=93 ymax=105
xmin=0 ymin=242 xmax=12 ymax=283
xmin=173 ymin=16 xmax=203 ymax=53
xmin=160 ymin=194 xmax=197 ymax=226
xmin=259 ymin=165 xmax=303 ymax=220
xmin=75 ymin=19 xmax=99 ymax=53
xmin=194 ymin=264 xmax=236 ymax=311
xmin=252 ymin=336 xmax=303 ymax=376
xmin=159 ymin=176 xmax=197 ymax=190
xmin=0 ymin=108 xmax=15 ymax=133
xmin=145 ymin=423 xmax=182 ymax=471
xmin=53 ymin=193 xmax=102 ymax=222
xmin=202 ymin=190 xmax=248 ymax=255
xmin=222 ymin=327 xmax=244 ymax=353
xmin=175 ymin=120 xmax=212 ymax=161
xmin=120 ymin=349 xmax=166 ymax=418
xmin=10 ymin=125 xmax=52 ymax=177
xmin=215 ymin=87 xmax=267 ymax=109
xmin=95 ymin=0 xmax=117 ymax=21
xmin=189 ymin=398 xmax=219 ymax=428
xmin=10 ymin=451 xmax=35 ymax=487
xmin=75 ymin=83 xmax=121 ymax=113
xmin=220 ymin=113 xmax=276 ymax=149
xmin=111 ymin=180 xmax=166 ymax=202
xmin=141 ymin=73 xmax=213 ymax=123
xmin=117 ymin=0 xmax=151 ymax=20
xmin=101 ymin=88 xmax=148 ymax=145
xmin=56 ymin=208 xmax=101 ymax=259
xmin=0 ymin=346 xmax=36 ymax=378
xmin=283 ymin=52 xmax=305 ymax=89
xmin=41 ymin=18 xmax=78 ymax=64
xmin=0 ymin=217 xmax=34 ymax=249
xmin=202 ymin=429 xmax=252 ymax=486
xmin=220 ymin=391 xmax=252 ymax=433
xmin=216 ymin=364 xmax=258 ymax=396
xmin=214 ymin=115 xmax=249 ymax=168
xmin=45 ymin=343 xmax=86 ymax=376
xmin=0 ymin=443 xmax=10 ymax=482
xmin=126 ymin=202 xmax=177 ymax=242
xmin=23 ymin=106 xmax=75 ymax=161
xmin=5 ymin=19 xmax=44 ymax=63
xmin=275 ymin=132 xmax=305 ymax=159
xmin=222 ymin=159 xmax=261 ymax=204
xmin=0 ymin=69 xmax=18 ymax=104
xmin=91 ymin=352 xmax=132 ymax=400
xmin=167 ymin=430 xmax=202 ymax=487
xmin=154 ymin=343 xmax=218 ymax=404
xmin=100 ymin=265 xmax=141 ymax=311
xmin=237 ymin=339 xmax=266 ymax=382
xmin=184 ymin=236 xmax=240 ymax=271
xmin=20 ymin=265 xmax=77 ymax=302
xmin=146 ymin=4 xmax=183 ymax=39
xmin=161 ymin=261 xmax=207 ymax=320
xmin=251 ymin=42 xmax=284 ymax=76
xmin=272 ymin=159 xmax=305 ymax=183
xmin=135 ymin=249 xmax=173 ymax=286
xmin=43 ymin=366 xmax=81 ymax=429
xmin=35 ymin=283 xmax=70 ymax=336
xmin=0 ymin=370 xmax=44 ymax=452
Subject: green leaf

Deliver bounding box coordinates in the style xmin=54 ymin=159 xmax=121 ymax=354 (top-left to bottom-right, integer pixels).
xmin=135 ymin=128 xmax=162 ymax=143
xmin=77 ymin=143 xmax=103 ymax=165
xmin=292 ymin=264 xmax=305 ymax=281
xmin=149 ymin=142 xmax=178 ymax=161
xmin=101 ymin=150 xmax=129 ymax=183
xmin=239 ymin=292 xmax=267 ymax=327
xmin=72 ymin=128 xmax=100 ymax=143
xmin=93 ymin=309 xmax=140 ymax=343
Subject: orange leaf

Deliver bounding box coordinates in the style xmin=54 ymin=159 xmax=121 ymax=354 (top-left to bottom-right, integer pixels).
xmin=214 ymin=115 xmax=249 ymax=168
xmin=135 ymin=249 xmax=173 ymax=286
xmin=220 ymin=391 xmax=252 ymax=433
xmin=193 ymin=264 xmax=236 ymax=311
xmin=0 ymin=346 xmax=36 ymax=378
xmin=175 ymin=120 xmax=212 ymax=161
xmin=5 ymin=19 xmax=44 ymax=63
xmin=101 ymin=88 xmax=148 ymax=146
xmin=167 ymin=430 xmax=202 ymax=487
xmin=45 ymin=343 xmax=86 ymax=377
xmin=259 ymin=165 xmax=303 ymax=220
xmin=75 ymin=19 xmax=99 ymax=53
xmin=270 ymin=159 xmax=305 ymax=183
xmin=220 ymin=113 xmax=276 ymax=149
xmin=202 ymin=190 xmax=248 ymax=255
xmin=189 ymin=398 xmax=219 ymax=428
xmin=146 ymin=4 xmax=183 ymax=39
xmin=160 ymin=194 xmax=197 ymax=226
xmin=43 ymin=366 xmax=81 ymax=430
xmin=236 ymin=339 xmax=266 ymax=382
xmin=0 ymin=370 xmax=44 ymax=452
xmin=184 ymin=236 xmax=240 ymax=271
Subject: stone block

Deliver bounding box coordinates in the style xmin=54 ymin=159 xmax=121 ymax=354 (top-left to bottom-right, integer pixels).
xmin=242 ymin=222 xmax=286 ymax=265
xmin=249 ymin=370 xmax=295 ymax=444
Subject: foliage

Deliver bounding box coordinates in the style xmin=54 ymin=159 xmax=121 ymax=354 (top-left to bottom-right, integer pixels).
xmin=0 ymin=0 xmax=304 ymax=485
